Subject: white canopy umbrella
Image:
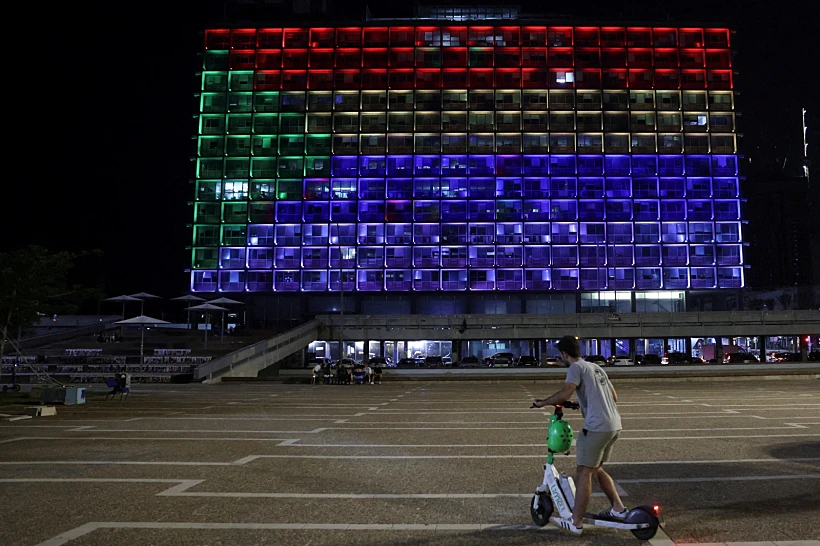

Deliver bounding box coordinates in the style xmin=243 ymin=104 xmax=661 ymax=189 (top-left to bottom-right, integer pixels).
xmin=105 ymin=295 xmax=144 ymax=318
xmin=105 ymin=295 xmax=144 ymax=335
xmin=187 ymin=303 xmax=228 ymax=348
xmin=116 ymin=315 xmax=170 ymax=364
xmin=209 ymin=297 xmax=245 ymax=343
xmin=129 ymin=292 xmax=162 ymax=315
xmin=172 ymin=295 xmax=206 ymax=329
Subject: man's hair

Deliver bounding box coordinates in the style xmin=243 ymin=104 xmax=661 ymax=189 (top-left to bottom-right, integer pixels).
xmin=556 ymin=335 xmax=581 ymax=358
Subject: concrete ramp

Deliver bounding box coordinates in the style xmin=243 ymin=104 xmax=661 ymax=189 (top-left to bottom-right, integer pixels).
xmin=194 ymin=320 xmax=319 ymax=382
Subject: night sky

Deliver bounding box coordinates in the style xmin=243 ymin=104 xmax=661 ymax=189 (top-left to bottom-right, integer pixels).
xmin=6 ymin=0 xmax=817 ymax=298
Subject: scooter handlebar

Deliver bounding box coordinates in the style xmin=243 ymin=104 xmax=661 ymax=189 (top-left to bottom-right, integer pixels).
xmin=530 ymin=401 xmax=580 ymax=410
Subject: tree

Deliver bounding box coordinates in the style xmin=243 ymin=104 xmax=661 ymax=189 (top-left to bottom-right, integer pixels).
xmin=0 ymin=246 xmax=102 ymax=360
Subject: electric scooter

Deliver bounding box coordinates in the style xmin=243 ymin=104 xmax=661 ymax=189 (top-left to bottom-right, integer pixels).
xmin=529 ymin=401 xmax=661 ymax=540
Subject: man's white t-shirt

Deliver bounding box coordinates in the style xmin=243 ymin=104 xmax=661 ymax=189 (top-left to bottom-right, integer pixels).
xmin=565 ymin=359 xmax=622 ymax=432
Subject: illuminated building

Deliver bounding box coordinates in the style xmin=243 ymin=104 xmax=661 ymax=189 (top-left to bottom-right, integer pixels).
xmin=190 ymin=20 xmax=743 ymax=314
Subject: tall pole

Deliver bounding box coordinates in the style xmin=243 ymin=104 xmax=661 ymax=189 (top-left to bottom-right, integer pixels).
xmin=339 ymin=225 xmax=345 ymax=362
xmin=140 ymin=325 xmax=145 ymax=365
xmin=803 ymin=108 xmax=810 ymax=188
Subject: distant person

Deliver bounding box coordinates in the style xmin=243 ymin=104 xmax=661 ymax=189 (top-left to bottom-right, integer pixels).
xmin=531 ymin=335 xmax=625 ymax=536
xmin=365 ymin=364 xmax=373 ymax=384
xmin=312 ymin=362 xmax=323 ymax=385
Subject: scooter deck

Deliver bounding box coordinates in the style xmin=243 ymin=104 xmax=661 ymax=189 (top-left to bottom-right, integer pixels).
xmin=581 ymin=514 xmax=650 ymax=530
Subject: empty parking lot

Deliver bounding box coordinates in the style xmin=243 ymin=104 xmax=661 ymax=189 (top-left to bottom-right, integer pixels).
xmin=1 ymin=378 xmax=818 ymax=546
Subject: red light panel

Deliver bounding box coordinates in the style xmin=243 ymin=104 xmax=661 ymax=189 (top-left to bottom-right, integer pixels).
xmin=204 ymin=29 xmax=230 ymax=50
xmin=257 ymin=29 xmax=282 ymax=49
xmin=257 ymin=50 xmax=282 ymax=69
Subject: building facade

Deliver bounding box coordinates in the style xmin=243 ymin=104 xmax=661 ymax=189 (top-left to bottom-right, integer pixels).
xmin=190 ymin=20 xmax=744 ymax=316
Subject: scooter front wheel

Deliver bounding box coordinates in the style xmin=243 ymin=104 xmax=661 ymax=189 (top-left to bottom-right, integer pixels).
xmin=625 ymin=506 xmax=659 ymax=540
xmin=530 ymin=493 xmax=553 ymax=526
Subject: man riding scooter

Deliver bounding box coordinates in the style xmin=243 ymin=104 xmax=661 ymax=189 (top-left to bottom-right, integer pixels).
xmin=532 ymin=335 xmax=626 ymax=536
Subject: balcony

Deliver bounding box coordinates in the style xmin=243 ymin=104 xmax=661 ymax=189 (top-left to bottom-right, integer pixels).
xmin=606 ymin=144 xmax=629 ymax=153
xmin=497 ymin=143 xmax=520 ymax=153
xmin=526 ymin=280 xmax=551 ymax=290
xmin=658 ymin=123 xmax=681 ymax=132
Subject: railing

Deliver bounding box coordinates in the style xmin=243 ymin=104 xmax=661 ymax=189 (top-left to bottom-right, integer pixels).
xmin=15 ymin=319 xmax=122 ymax=351
xmin=316 ymin=310 xmax=820 ymax=339
xmin=194 ymin=319 xmax=319 ymax=381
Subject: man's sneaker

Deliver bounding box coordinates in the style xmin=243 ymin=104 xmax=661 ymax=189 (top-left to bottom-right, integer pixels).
xmin=550 ymin=516 xmax=583 ymax=536
xmin=597 ymin=507 xmax=628 ymax=520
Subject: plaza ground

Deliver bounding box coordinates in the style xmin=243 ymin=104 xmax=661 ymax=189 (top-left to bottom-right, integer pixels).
xmin=0 ymin=379 xmax=818 ymax=546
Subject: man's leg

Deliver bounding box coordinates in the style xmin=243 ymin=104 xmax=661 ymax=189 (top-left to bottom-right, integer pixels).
xmin=595 ymin=467 xmax=625 ymax=512
xmin=572 ymin=465 xmax=595 ymax=527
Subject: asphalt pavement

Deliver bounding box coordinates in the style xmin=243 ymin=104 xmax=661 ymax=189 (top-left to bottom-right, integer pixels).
xmin=0 ymin=379 xmax=818 ymax=546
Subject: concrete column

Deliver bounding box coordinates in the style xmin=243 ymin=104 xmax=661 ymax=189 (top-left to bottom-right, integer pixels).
xmin=610 ymin=338 xmax=617 ymax=358
xmin=663 ymin=338 xmax=670 ymax=355
xmin=800 ymin=335 xmax=809 ymax=362
xmin=451 ymin=340 xmax=459 ymax=363
xmin=685 ymin=337 xmax=693 ymax=358
xmin=363 ymin=339 xmax=371 ymax=364
xmin=300 ymin=347 xmax=307 ymax=368
xmin=715 ymin=337 xmax=724 ymax=363
xmin=758 ymin=336 xmax=766 ymax=362
xmin=628 ymin=338 xmax=636 ymax=361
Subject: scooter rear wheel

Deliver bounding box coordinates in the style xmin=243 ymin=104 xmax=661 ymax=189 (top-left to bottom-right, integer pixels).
xmin=625 ymin=506 xmax=659 ymax=540
xmin=530 ymin=493 xmax=553 ymax=526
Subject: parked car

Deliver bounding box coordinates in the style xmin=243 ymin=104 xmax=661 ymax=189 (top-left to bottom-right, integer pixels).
xmin=458 ymin=356 xmax=480 ymax=368
xmin=487 ymin=352 xmax=515 ymax=367
xmin=663 ymin=352 xmax=693 ymax=365
xmin=306 ymin=357 xmax=330 ymax=369
xmin=368 ymin=356 xmax=388 ymax=368
xmin=518 ymin=355 xmax=539 ymax=367
xmin=542 ymin=357 xmax=563 ymax=367
xmin=397 ymin=358 xmax=416 ymax=368
xmin=424 ymin=356 xmax=444 ymax=367
xmin=637 ymin=354 xmax=662 ymax=366
xmin=585 ymin=355 xmax=607 ymax=365
xmin=727 ymin=353 xmax=759 ymax=364
xmin=337 ymin=358 xmax=356 ymax=368
xmin=611 ymin=356 xmax=635 ymax=366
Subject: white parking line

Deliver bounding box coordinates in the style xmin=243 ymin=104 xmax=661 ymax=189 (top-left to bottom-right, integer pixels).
xmin=2 ymin=456 xmax=818 ymax=467
xmin=0 ymin=479 xmax=621 ymax=499
xmin=31 ymin=520 xmax=820 ymax=546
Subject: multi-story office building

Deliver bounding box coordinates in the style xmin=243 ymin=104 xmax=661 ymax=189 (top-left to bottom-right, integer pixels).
xmin=190 ymin=15 xmax=744 ymax=318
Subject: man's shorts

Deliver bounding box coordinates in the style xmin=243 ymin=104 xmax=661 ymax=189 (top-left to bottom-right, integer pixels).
xmin=576 ymin=429 xmax=620 ymax=468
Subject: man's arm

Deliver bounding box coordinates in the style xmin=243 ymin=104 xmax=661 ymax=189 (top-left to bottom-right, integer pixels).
xmin=533 ymin=382 xmax=577 ymax=408
xmin=610 ymin=384 xmax=618 ymax=403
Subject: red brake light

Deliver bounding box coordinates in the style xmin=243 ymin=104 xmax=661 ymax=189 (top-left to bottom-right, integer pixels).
xmin=653 ymin=505 xmax=660 ymax=515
